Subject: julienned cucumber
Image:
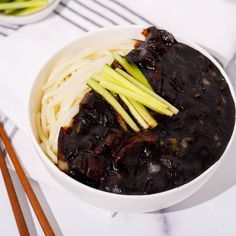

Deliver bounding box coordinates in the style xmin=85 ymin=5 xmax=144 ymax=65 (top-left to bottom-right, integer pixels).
xmin=113 ymin=54 xmax=153 ymax=90
xmin=0 ymin=0 xmax=47 ymax=15
xmin=99 ymin=80 xmax=173 ymax=116
xmin=87 ymin=79 xmax=140 ymax=132
xmin=120 ymin=95 xmax=149 ymax=129
xmin=103 ymin=65 xmax=168 ymax=109
xmin=115 ymin=68 xmax=179 ymax=114
xmin=87 ymin=54 xmax=179 ymax=132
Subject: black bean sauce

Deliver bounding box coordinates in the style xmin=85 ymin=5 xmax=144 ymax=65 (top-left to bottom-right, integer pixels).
xmin=58 ymin=27 xmax=235 ymax=195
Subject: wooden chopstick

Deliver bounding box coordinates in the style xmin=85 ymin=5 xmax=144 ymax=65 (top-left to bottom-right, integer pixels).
xmin=0 ymin=144 xmax=30 ymax=236
xmin=0 ymin=123 xmax=55 ymax=236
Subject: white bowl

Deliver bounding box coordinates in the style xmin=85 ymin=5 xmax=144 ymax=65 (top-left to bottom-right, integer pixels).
xmin=28 ymin=25 xmax=236 ymax=213
xmin=0 ymin=0 xmax=60 ymax=25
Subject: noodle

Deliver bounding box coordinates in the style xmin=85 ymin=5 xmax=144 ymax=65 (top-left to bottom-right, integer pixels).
xmin=38 ymin=39 xmax=133 ymax=163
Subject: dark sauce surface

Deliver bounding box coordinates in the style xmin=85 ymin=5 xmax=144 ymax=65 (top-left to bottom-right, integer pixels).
xmin=58 ymin=27 xmax=235 ymax=195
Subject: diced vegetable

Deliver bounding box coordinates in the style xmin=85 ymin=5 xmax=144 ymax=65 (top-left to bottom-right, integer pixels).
xmin=87 ymin=79 xmax=140 ymax=132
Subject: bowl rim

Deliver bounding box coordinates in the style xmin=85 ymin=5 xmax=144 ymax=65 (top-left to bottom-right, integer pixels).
xmin=28 ymin=25 xmax=236 ymax=200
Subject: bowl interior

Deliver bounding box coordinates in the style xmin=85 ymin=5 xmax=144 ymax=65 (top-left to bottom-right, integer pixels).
xmin=28 ymin=25 xmax=236 ymax=202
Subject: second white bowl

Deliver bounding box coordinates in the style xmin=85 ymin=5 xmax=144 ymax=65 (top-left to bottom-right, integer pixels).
xmin=0 ymin=0 xmax=60 ymax=25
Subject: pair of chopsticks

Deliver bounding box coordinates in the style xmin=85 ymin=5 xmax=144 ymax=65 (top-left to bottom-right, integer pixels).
xmin=0 ymin=123 xmax=55 ymax=236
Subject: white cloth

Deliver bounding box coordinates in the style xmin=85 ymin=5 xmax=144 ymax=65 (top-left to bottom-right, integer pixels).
xmin=0 ymin=0 xmax=236 ymax=189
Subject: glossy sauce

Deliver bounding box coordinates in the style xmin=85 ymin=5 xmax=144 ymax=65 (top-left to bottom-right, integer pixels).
xmin=58 ymin=27 xmax=235 ymax=195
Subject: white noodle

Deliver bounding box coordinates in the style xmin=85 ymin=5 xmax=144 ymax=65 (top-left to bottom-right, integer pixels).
xmin=37 ymin=39 xmax=133 ymax=163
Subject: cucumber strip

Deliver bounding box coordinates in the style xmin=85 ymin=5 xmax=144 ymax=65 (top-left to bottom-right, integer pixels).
xmin=99 ymin=80 xmax=173 ymax=116
xmin=120 ymin=95 xmax=149 ymax=129
xmin=116 ymin=68 xmax=179 ymax=114
xmin=131 ymin=63 xmax=153 ymax=90
xmin=4 ymin=8 xmax=20 ymax=14
xmin=91 ymin=74 xmax=102 ymax=82
xmin=4 ymin=0 xmax=27 ymax=14
xmin=96 ymin=73 xmax=157 ymax=128
xmin=113 ymin=54 xmax=153 ymax=90
xmin=0 ymin=0 xmax=46 ymax=10
xmin=103 ymin=65 xmax=168 ymax=109
xmin=13 ymin=5 xmax=44 ymax=15
xmin=87 ymin=79 xmax=140 ymax=132
xmin=93 ymin=73 xmax=122 ymax=87
xmin=129 ymin=99 xmax=158 ymax=128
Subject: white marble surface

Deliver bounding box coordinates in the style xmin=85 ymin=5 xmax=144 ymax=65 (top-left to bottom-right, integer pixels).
xmin=1 ymin=163 xmax=236 ymax=236
xmin=1 ymin=0 xmax=236 ymax=235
